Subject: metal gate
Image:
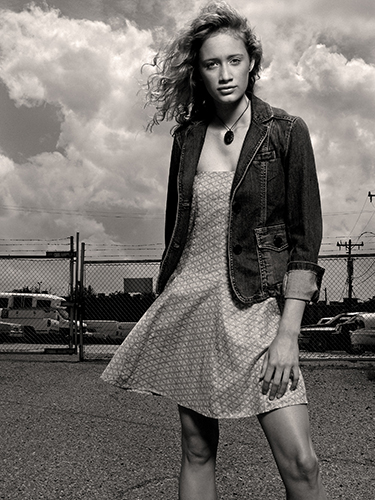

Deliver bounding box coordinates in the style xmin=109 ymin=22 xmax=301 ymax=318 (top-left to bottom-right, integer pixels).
xmin=0 ymin=235 xmax=81 ymax=356
xmin=79 ymin=242 xmax=160 ymax=359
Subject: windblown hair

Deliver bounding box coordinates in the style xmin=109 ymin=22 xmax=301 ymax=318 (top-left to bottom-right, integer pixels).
xmin=144 ymin=1 xmax=263 ymax=130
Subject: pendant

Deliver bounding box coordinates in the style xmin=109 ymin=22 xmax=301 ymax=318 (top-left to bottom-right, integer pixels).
xmin=224 ymin=130 xmax=234 ymax=145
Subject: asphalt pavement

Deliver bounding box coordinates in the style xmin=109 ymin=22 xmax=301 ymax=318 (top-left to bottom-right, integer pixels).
xmin=0 ymin=354 xmax=374 ymax=500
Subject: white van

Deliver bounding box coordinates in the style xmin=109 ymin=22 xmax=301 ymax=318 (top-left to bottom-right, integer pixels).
xmin=0 ymin=292 xmax=63 ymax=339
xmin=1 ymin=308 xmax=60 ymax=337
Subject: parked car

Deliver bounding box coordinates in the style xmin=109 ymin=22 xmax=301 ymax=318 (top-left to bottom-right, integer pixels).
xmin=84 ymin=320 xmax=136 ymax=344
xmin=299 ymin=312 xmax=362 ymax=352
xmin=0 ymin=321 xmax=25 ymax=342
xmin=349 ymin=313 xmax=375 ymax=354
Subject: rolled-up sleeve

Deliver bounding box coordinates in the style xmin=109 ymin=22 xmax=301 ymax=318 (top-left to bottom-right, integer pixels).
xmin=283 ymin=261 xmax=324 ymax=302
xmin=283 ymin=117 xmax=325 ymax=302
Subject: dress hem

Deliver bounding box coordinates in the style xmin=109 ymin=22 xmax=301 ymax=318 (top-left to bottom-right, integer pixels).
xmin=100 ymin=374 xmax=308 ymax=420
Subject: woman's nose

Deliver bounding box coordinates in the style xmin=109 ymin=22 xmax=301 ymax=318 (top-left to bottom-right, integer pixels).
xmin=219 ymin=63 xmax=232 ymax=82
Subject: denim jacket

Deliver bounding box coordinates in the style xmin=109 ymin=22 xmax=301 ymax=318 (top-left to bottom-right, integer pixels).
xmin=156 ymin=94 xmax=324 ymax=304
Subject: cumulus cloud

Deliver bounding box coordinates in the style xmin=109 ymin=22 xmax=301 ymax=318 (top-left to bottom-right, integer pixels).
xmin=0 ymin=4 xmax=172 ymax=254
xmin=0 ymin=0 xmax=374 ymax=258
xmin=237 ymin=0 xmax=375 ymax=247
xmin=0 ymin=154 xmax=14 ymax=177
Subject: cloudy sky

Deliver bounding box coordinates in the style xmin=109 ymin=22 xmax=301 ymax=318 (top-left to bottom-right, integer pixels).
xmin=0 ymin=0 xmax=375 ymax=260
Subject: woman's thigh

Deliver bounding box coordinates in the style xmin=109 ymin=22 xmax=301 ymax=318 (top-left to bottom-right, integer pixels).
xmin=257 ymin=404 xmax=316 ymax=465
xmin=179 ymin=406 xmax=219 ymax=458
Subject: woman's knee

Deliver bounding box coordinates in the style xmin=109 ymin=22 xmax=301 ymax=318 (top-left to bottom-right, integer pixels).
xmin=179 ymin=406 xmax=219 ymax=465
xmin=181 ymin=432 xmax=216 ymax=465
xmin=289 ymin=450 xmax=320 ymax=483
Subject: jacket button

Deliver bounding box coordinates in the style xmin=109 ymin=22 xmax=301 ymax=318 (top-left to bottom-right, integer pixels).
xmin=273 ymin=235 xmax=283 ymax=248
xmin=233 ymin=244 xmax=242 ymax=255
xmin=232 ymin=202 xmax=241 ymax=214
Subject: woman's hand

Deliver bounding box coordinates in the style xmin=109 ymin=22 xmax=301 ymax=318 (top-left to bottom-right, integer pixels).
xmin=260 ymin=332 xmax=300 ymax=400
xmin=259 ymin=298 xmax=306 ymax=401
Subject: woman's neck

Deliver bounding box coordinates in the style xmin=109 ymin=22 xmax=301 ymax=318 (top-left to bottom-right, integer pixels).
xmin=214 ymin=96 xmax=250 ymax=128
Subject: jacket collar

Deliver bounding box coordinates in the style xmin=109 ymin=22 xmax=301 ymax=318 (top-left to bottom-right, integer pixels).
xmin=185 ymin=94 xmax=273 ymax=135
xmin=250 ymin=94 xmax=273 ymax=123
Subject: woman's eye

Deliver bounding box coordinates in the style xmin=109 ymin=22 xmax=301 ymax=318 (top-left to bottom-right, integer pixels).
xmin=230 ymin=58 xmax=241 ymax=65
xmin=205 ymin=62 xmax=218 ymax=69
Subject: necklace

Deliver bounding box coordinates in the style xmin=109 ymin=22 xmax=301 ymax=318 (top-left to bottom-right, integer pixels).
xmin=216 ymin=99 xmax=250 ymax=145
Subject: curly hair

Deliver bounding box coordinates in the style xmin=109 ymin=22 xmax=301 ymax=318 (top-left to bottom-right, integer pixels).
xmin=144 ymin=1 xmax=263 ymax=130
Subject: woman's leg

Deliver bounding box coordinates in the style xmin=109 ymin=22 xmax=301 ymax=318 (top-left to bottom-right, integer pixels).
xmin=258 ymin=404 xmax=327 ymax=500
xmin=178 ymin=405 xmax=219 ymax=500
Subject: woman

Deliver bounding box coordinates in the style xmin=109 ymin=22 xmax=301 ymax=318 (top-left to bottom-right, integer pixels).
xmin=102 ymin=2 xmax=327 ymax=499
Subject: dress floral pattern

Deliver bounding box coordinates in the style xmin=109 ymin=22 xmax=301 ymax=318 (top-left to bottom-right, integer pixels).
xmin=101 ymin=172 xmax=307 ymax=418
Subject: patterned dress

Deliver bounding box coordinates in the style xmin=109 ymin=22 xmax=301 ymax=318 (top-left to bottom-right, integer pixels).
xmin=101 ymin=171 xmax=307 ymax=418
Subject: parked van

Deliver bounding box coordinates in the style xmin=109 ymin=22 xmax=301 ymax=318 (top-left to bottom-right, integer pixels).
xmin=0 ymin=292 xmax=64 ymax=340
xmin=0 ymin=292 xmax=66 ymax=310
xmin=1 ymin=308 xmax=59 ymax=337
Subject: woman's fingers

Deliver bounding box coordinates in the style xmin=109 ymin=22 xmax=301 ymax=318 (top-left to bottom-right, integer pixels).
xmin=261 ymin=362 xmax=300 ymax=400
xmin=259 ymin=350 xmax=269 ymax=380
xmin=290 ymin=365 xmax=300 ymax=391
xmin=261 ymin=362 xmax=277 ymax=398
xmin=275 ymin=369 xmax=291 ymax=399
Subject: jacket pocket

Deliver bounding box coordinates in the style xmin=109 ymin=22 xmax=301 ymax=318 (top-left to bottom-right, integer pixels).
xmin=254 ymin=224 xmax=289 ymax=288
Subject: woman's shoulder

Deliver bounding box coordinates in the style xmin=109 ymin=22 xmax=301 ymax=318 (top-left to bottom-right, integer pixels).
xmin=252 ymin=94 xmax=305 ymax=126
xmin=172 ymin=120 xmax=207 ymax=145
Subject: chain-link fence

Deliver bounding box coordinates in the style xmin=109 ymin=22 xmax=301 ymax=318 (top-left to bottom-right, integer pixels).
xmin=81 ymin=254 xmax=375 ymax=360
xmin=81 ymin=260 xmax=159 ymax=358
xmin=300 ymin=254 xmax=375 ymax=357
xmin=1 ymin=246 xmax=374 ymax=360
xmin=0 ymin=255 xmax=77 ymax=353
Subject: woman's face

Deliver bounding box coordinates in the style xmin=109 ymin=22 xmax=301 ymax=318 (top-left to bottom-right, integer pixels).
xmin=198 ymin=31 xmax=253 ymax=107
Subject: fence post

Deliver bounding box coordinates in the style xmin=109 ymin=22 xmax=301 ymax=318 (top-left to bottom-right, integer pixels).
xmin=68 ymin=236 xmax=75 ymax=350
xmin=79 ymin=242 xmax=85 ymax=361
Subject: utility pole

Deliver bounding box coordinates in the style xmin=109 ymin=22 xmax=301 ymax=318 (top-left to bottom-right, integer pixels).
xmin=369 ymin=191 xmax=375 ymax=202
xmin=337 ymin=239 xmax=364 ymax=301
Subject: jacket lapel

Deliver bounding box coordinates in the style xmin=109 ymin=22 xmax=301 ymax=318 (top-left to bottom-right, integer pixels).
xmin=179 ymin=122 xmax=207 ymax=202
xmin=231 ymin=95 xmax=272 ymax=195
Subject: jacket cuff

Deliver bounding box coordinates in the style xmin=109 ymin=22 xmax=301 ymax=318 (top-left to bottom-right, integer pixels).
xmin=283 ymin=262 xmax=325 ymax=302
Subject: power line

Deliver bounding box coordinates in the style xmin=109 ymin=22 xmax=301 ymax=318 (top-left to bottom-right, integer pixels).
xmin=2 ymin=203 xmax=375 ymax=219
xmin=0 ymin=237 xmax=70 ymax=242
xmin=323 ymin=210 xmax=373 ymax=216
xmin=349 ymin=195 xmax=368 ymax=237
xmin=0 ymin=204 xmax=164 ymax=219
